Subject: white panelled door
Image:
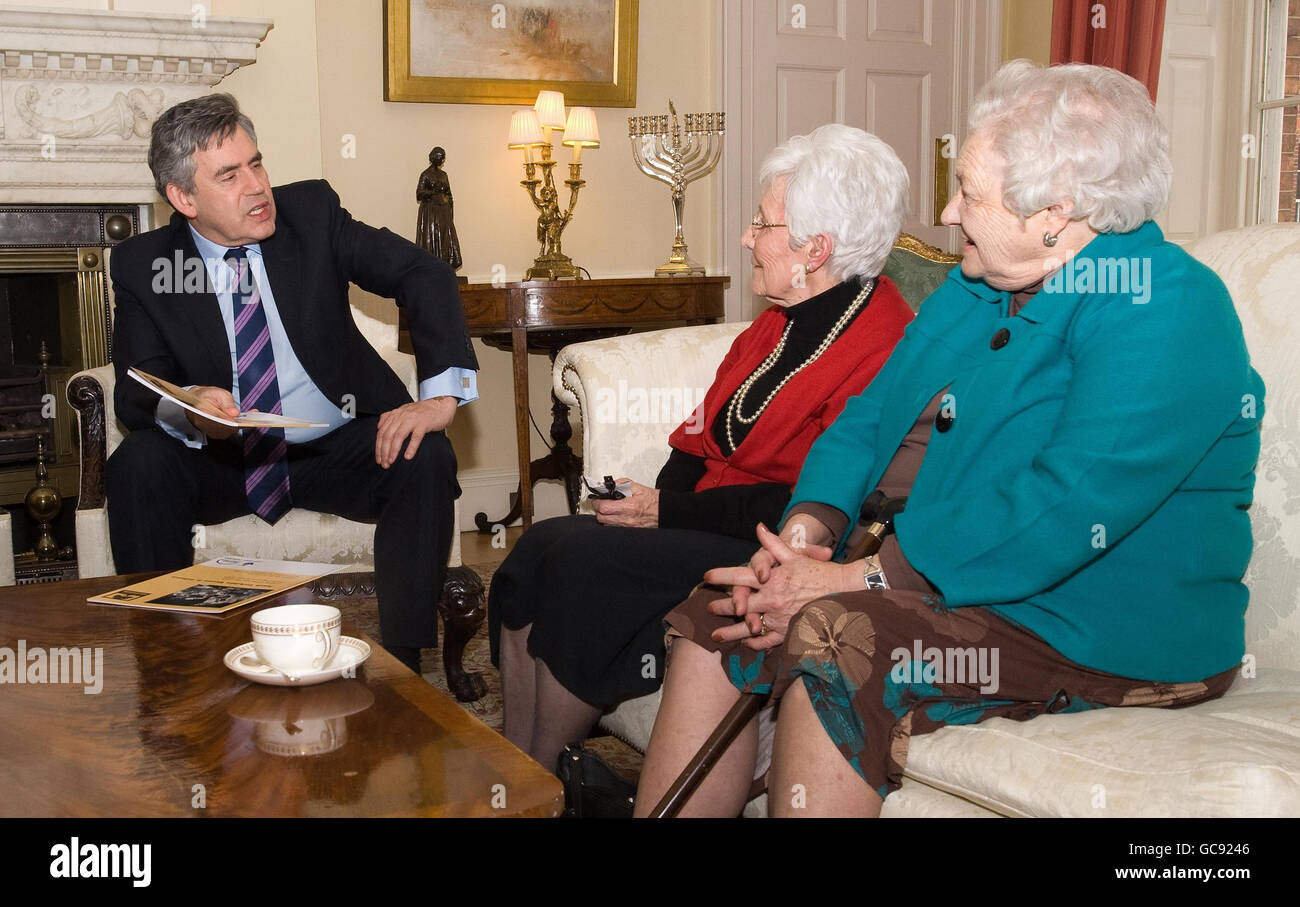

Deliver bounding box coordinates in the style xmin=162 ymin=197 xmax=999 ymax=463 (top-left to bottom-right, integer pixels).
xmin=1155 ymin=0 xmax=1255 ymax=243
xmin=720 ymin=0 xmax=1001 ymax=319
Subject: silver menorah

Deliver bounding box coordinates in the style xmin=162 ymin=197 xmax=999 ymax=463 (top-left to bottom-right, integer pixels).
xmin=628 ymin=101 xmax=725 ymax=277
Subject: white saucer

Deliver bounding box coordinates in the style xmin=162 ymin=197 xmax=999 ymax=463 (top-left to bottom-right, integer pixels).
xmin=224 ymin=636 xmax=371 ymax=687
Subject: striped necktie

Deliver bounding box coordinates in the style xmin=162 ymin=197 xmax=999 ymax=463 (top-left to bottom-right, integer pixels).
xmin=224 ymin=246 xmax=292 ymax=524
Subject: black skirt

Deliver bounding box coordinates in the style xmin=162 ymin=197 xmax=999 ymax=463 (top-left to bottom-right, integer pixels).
xmin=488 ymin=515 xmax=759 ymax=706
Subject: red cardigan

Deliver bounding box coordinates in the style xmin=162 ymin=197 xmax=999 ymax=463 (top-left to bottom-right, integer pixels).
xmin=668 ymin=276 xmax=914 ymax=491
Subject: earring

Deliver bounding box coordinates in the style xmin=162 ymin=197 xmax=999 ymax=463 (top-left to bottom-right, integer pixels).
xmin=1042 ymin=231 xmax=1059 ymax=247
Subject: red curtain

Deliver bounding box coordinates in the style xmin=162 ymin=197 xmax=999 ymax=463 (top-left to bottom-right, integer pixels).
xmin=1050 ymin=0 xmax=1167 ymax=100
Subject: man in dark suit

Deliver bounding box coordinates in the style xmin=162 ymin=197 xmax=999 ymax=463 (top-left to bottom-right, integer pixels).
xmin=107 ymin=93 xmax=478 ymax=673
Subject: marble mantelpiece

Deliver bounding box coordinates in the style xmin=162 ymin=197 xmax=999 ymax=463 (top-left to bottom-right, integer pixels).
xmin=0 ymin=5 xmax=272 ymax=205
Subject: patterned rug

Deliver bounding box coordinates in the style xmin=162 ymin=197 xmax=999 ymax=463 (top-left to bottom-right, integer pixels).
xmin=334 ymin=559 xmax=644 ymax=782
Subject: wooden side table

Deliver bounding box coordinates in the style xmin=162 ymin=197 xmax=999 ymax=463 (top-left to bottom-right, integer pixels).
xmin=404 ymin=276 xmax=728 ymax=529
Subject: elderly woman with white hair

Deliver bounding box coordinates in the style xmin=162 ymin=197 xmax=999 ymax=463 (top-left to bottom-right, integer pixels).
xmin=635 ymin=61 xmax=1264 ymax=818
xmin=489 ymin=125 xmax=916 ymax=781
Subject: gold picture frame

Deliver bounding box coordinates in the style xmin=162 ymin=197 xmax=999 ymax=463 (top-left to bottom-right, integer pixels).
xmin=384 ymin=0 xmax=638 ymax=107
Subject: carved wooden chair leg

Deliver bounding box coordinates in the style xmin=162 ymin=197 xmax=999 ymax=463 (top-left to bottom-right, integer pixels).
xmin=67 ymin=374 xmax=108 ymax=512
xmin=438 ymin=564 xmax=487 ymax=702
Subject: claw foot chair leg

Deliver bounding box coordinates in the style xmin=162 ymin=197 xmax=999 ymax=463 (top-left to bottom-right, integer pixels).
xmin=438 ymin=565 xmax=487 ymax=701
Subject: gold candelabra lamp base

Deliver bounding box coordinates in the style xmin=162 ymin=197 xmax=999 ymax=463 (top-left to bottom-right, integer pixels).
xmin=525 ymin=254 xmax=583 ymax=281
xmin=520 ymin=148 xmax=587 ymax=281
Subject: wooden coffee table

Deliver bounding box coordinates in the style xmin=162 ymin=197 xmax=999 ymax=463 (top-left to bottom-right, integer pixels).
xmin=0 ymin=572 xmax=562 ymax=817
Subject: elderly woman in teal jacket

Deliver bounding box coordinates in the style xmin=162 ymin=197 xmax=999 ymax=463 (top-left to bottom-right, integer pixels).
xmin=634 ymin=60 xmax=1265 ymax=818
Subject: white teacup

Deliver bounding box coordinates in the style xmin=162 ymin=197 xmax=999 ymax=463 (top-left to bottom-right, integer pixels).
xmin=250 ymin=604 xmax=341 ymax=675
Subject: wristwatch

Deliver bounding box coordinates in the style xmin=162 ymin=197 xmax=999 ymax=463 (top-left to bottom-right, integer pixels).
xmin=862 ymin=554 xmax=889 ymax=591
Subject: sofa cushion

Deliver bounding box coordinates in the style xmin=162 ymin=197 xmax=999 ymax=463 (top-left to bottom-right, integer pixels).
xmin=1186 ymin=226 xmax=1300 ymax=672
xmin=200 ymin=512 xmax=377 ymax=567
xmin=606 ymin=671 xmax=1300 ymax=817
xmin=901 ymin=667 xmax=1300 ymax=817
xmin=741 ymin=777 xmax=1003 ymax=817
xmin=879 ymin=779 xmax=1004 ymax=817
xmin=601 ymin=690 xmax=659 ymax=752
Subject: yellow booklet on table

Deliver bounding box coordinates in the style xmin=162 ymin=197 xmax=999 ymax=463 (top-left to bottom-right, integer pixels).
xmin=88 ymin=557 xmax=339 ymax=614
xmin=126 ymin=368 xmax=328 ymax=429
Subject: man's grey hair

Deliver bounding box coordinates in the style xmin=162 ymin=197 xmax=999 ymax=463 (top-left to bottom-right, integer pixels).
xmin=968 ymin=60 xmax=1172 ymax=233
xmin=147 ymin=92 xmax=257 ymax=198
xmin=759 ymin=124 xmax=910 ymax=283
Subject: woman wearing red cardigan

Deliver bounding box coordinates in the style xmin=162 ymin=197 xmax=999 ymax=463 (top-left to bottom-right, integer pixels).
xmin=489 ymin=124 xmax=916 ymax=778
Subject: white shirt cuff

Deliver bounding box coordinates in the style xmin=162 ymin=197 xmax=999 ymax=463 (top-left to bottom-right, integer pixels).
xmin=155 ymin=395 xmax=207 ymax=448
xmin=419 ymin=367 xmax=478 ymax=406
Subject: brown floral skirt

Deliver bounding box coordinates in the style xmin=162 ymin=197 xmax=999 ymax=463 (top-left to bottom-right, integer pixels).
xmin=665 ymin=585 xmax=1238 ymax=801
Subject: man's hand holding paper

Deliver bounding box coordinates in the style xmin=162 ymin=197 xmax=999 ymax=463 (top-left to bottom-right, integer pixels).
xmin=185 ymin=385 xmax=241 ymax=440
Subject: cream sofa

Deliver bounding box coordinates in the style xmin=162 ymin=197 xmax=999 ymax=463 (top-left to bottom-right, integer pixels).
xmin=553 ymin=224 xmax=1300 ymax=817
xmin=66 ymin=306 xmax=488 ymax=700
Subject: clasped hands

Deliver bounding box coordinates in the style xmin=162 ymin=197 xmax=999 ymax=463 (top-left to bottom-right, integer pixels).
xmin=705 ymin=521 xmax=862 ymax=650
xmin=184 ymin=385 xmax=457 ymax=467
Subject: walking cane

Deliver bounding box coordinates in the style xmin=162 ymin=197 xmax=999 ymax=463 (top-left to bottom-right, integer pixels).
xmin=649 ymin=493 xmax=906 ymax=817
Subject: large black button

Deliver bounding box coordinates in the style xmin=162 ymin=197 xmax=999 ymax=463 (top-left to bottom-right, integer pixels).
xmin=935 ymin=411 xmax=954 ymax=433
xmin=991 ymin=327 xmax=1011 ymax=350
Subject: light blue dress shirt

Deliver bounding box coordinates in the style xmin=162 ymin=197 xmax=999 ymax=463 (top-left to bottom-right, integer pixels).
xmin=156 ymin=226 xmax=477 ymax=447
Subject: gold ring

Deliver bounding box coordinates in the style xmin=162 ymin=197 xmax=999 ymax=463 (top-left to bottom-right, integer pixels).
xmin=758 ymin=614 xmax=769 ymax=636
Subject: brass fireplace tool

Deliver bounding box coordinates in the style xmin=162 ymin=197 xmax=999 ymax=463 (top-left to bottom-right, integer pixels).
xmin=24 ymin=439 xmax=65 ymax=560
xmin=628 ymin=101 xmax=726 ymax=277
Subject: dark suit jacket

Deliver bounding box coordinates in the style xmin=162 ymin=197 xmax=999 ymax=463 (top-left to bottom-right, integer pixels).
xmin=109 ymin=179 xmax=478 ymax=432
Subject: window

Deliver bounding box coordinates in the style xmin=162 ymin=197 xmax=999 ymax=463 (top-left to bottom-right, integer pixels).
xmin=1256 ymin=0 xmax=1300 ymax=223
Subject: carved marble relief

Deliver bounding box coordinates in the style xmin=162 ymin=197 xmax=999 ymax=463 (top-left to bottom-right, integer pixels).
xmin=14 ymin=85 xmax=164 ymax=140
xmin=0 ymin=7 xmax=270 ymax=204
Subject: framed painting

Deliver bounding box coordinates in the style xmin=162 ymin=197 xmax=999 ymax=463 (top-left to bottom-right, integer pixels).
xmin=384 ymin=0 xmax=638 ymax=107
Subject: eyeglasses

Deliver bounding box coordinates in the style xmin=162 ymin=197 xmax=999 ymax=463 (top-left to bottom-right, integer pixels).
xmin=749 ymin=213 xmax=787 ymax=232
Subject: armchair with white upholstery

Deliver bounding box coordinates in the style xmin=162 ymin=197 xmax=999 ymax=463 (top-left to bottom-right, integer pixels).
xmin=67 ymin=305 xmax=487 ymax=700
xmin=0 ymin=510 xmax=13 ymax=586
xmin=553 ymin=226 xmax=1300 ymax=816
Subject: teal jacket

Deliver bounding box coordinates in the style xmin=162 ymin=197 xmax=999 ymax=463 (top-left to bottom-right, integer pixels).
xmin=786 ymin=222 xmax=1263 ymax=682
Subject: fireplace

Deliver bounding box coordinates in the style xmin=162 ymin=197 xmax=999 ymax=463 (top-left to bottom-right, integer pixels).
xmin=0 ymin=203 xmax=137 ymax=508
xmin=0 ymin=6 xmax=271 ymax=578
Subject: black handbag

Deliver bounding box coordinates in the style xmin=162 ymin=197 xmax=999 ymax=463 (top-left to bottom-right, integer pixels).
xmin=556 ymin=743 xmax=636 ymax=818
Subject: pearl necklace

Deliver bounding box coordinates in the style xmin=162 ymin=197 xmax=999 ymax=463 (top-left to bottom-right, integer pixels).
xmin=724 ymin=278 xmax=875 ymax=454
